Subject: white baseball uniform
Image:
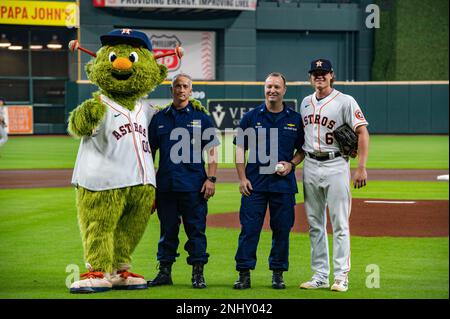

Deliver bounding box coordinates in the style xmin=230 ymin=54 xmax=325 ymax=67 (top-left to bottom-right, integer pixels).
xmin=72 ymin=94 xmax=157 ymax=191
xmin=0 ymin=106 xmax=8 ymax=147
xmin=300 ymin=89 xmax=368 ymax=282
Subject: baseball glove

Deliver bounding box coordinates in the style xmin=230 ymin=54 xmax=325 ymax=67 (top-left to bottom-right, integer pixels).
xmin=333 ymin=123 xmax=358 ymax=158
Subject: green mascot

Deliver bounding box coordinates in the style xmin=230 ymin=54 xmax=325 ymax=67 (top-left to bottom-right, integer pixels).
xmin=68 ymin=29 xmax=167 ymax=293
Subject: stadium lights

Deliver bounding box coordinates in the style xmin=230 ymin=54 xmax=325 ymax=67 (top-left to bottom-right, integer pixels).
xmin=0 ymin=34 xmax=11 ymax=48
xmin=30 ymin=36 xmax=43 ymax=50
xmin=47 ymin=35 xmax=62 ymax=50
xmin=8 ymin=45 xmax=23 ymax=50
xmin=30 ymin=44 xmax=43 ymax=50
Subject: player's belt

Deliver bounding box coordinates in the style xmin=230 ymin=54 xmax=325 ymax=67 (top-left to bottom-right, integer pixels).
xmin=306 ymin=151 xmax=342 ymax=161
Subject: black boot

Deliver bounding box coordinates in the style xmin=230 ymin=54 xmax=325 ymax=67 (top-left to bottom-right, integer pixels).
xmin=272 ymin=270 xmax=286 ymax=289
xmin=233 ymin=270 xmax=251 ymax=289
xmin=191 ymin=264 xmax=206 ymax=289
xmin=147 ymin=262 xmax=173 ymax=287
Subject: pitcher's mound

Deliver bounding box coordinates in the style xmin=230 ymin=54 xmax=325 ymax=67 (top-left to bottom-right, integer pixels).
xmin=207 ymin=199 xmax=449 ymax=237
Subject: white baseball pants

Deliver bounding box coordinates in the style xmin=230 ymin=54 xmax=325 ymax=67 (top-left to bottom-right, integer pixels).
xmin=0 ymin=126 xmax=7 ymax=147
xmin=302 ymin=156 xmax=352 ymax=282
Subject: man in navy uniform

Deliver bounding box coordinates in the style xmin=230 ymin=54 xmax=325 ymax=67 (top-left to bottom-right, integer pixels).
xmin=233 ymin=72 xmax=305 ymax=289
xmin=147 ymin=73 xmax=219 ymax=289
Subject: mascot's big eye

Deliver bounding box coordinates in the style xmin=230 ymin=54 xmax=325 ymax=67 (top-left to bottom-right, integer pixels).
xmin=129 ymin=52 xmax=139 ymax=63
xmin=109 ymin=52 xmax=117 ymax=62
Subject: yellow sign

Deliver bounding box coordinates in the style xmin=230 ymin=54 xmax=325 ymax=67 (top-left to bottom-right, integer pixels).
xmin=0 ymin=1 xmax=79 ymax=28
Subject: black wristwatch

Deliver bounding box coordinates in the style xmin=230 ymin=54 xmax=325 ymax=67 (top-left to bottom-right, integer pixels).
xmin=207 ymin=176 xmax=217 ymax=183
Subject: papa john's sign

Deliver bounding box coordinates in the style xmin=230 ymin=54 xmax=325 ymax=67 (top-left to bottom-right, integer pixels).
xmin=0 ymin=0 xmax=79 ymax=28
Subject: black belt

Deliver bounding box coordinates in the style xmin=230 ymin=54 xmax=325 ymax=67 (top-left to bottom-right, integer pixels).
xmin=306 ymin=151 xmax=342 ymax=161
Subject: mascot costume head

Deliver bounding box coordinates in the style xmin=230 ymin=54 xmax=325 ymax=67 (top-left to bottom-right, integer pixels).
xmin=68 ymin=29 xmax=175 ymax=293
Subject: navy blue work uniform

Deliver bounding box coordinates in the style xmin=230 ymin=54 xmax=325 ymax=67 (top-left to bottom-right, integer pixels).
xmin=234 ymin=103 xmax=304 ymax=271
xmin=149 ymin=102 xmax=219 ymax=265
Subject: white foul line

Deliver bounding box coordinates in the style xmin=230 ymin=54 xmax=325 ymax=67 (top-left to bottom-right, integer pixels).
xmin=364 ymin=200 xmax=416 ymax=204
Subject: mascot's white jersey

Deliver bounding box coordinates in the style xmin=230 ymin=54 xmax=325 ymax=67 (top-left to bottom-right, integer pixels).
xmin=72 ymin=94 xmax=157 ymax=191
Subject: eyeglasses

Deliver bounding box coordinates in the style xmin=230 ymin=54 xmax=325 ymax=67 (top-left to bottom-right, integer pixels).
xmin=311 ymin=70 xmax=330 ymax=77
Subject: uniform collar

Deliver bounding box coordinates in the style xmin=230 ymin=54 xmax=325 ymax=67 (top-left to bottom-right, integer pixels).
xmin=259 ymin=102 xmax=291 ymax=118
xmin=165 ymin=102 xmax=192 ymax=116
xmin=313 ymin=88 xmax=338 ymax=103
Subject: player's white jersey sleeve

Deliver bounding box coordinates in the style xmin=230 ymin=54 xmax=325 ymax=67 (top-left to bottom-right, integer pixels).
xmin=71 ymin=95 xmax=157 ymax=191
xmin=343 ymin=95 xmax=369 ymax=130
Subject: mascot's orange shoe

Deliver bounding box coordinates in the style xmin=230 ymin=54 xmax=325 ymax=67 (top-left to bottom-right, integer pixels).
xmin=110 ymin=269 xmax=148 ymax=290
xmin=70 ymin=270 xmax=112 ymax=294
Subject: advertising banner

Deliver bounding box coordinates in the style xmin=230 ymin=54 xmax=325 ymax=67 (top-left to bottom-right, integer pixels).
xmin=0 ymin=0 xmax=79 ymax=28
xmin=93 ymin=0 xmax=257 ymax=11
xmin=4 ymin=105 xmax=34 ymax=135
xmin=208 ymin=99 xmax=298 ymax=130
xmin=144 ymin=29 xmax=215 ymax=80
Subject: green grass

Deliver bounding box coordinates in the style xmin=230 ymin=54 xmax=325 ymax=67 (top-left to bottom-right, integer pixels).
xmin=217 ymin=134 xmax=449 ymax=169
xmin=0 ymin=135 xmax=448 ymax=170
xmin=0 ymin=186 xmax=448 ymax=299
xmin=0 ymin=136 xmax=79 ymax=169
xmin=364 ymin=135 xmax=449 ymax=169
xmin=0 ymin=134 xmax=448 ymax=299
xmin=210 ymin=181 xmax=449 ymax=214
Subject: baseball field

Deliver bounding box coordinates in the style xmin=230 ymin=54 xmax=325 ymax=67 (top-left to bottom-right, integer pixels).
xmin=0 ymin=135 xmax=448 ymax=299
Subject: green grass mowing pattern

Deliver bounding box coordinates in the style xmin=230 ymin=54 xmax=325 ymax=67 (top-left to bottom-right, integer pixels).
xmin=0 ymin=136 xmax=79 ymax=169
xmin=215 ymin=134 xmax=449 ymax=169
xmin=364 ymin=135 xmax=449 ymax=169
xmin=0 ymin=135 xmax=448 ymax=170
xmin=0 ymin=186 xmax=448 ymax=299
xmin=209 ymin=181 xmax=449 ymax=214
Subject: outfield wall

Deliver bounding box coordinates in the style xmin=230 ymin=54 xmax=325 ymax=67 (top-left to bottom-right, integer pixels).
xmin=66 ymin=81 xmax=449 ymax=135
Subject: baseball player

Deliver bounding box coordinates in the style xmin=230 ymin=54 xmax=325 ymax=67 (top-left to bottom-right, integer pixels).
xmin=0 ymin=98 xmax=8 ymax=148
xmin=299 ymin=59 xmax=369 ymax=292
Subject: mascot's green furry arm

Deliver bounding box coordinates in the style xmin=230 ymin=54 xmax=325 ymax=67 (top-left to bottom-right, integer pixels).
xmin=67 ymin=29 xmax=169 ymax=294
xmin=67 ymin=91 xmax=105 ymax=137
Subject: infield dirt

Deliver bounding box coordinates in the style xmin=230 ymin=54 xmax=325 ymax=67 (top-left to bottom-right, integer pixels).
xmin=207 ymin=199 xmax=449 ymax=237
xmin=1 ymin=168 xmax=449 ymax=188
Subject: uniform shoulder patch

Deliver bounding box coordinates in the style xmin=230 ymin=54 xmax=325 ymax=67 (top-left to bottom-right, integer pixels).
xmin=355 ymin=109 xmax=365 ymax=121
